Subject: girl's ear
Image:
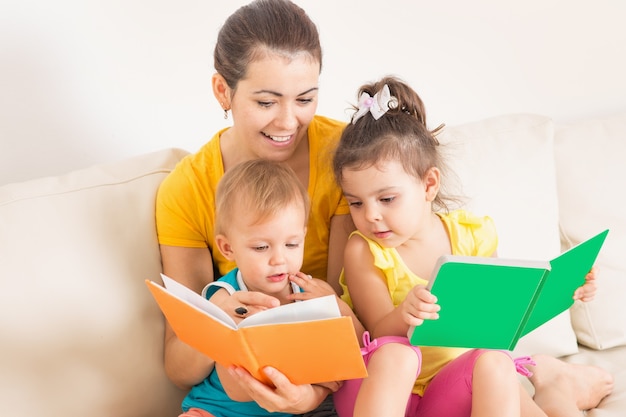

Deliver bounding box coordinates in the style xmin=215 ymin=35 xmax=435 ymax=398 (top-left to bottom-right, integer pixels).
xmin=215 ymin=234 xmax=235 ymax=261
xmin=212 ymin=73 xmax=232 ymax=111
xmin=424 ymin=167 xmax=441 ymax=202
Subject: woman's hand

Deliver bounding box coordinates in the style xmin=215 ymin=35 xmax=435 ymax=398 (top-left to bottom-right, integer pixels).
xmin=211 ymin=289 xmax=281 ymax=321
xmin=400 ymin=285 xmax=440 ymax=327
xmin=227 ymin=366 xmax=330 ymax=413
xmin=574 ymin=266 xmax=598 ymax=302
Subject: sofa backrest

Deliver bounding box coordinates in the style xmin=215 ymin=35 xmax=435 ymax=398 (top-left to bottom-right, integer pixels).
xmin=0 ymin=147 xmax=188 ymax=417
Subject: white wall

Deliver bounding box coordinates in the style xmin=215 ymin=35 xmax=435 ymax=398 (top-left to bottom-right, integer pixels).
xmin=1 ymin=0 xmax=625 ymax=185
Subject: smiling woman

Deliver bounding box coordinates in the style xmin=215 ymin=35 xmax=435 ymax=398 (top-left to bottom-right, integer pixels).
xmin=153 ymin=0 xmax=357 ymax=416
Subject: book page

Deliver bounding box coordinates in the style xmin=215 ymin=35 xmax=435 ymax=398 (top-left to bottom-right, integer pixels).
xmin=240 ymin=295 xmax=341 ymax=328
xmin=161 ymin=274 xmax=236 ymax=328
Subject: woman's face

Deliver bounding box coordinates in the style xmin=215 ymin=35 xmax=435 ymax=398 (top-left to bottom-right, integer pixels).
xmin=228 ymin=52 xmax=320 ymax=162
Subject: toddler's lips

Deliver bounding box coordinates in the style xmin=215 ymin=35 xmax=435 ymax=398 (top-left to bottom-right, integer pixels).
xmin=268 ymin=273 xmax=288 ymax=282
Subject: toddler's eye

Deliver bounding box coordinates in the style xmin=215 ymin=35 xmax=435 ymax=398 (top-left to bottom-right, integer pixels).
xmin=348 ymin=201 xmax=362 ymax=207
xmin=286 ymin=243 xmax=301 ymax=249
xmin=253 ymin=245 xmax=269 ymax=251
xmin=380 ymin=196 xmax=395 ymax=203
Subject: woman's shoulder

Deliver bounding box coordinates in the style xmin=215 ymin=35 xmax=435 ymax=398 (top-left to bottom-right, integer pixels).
xmin=309 ymin=115 xmax=347 ymax=143
xmin=165 ymin=131 xmax=224 ymax=185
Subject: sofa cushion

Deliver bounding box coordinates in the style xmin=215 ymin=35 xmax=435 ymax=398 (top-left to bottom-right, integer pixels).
xmin=555 ymin=112 xmax=626 ymax=350
xmin=439 ymin=113 xmax=578 ymax=357
xmin=0 ymin=148 xmax=189 ymax=417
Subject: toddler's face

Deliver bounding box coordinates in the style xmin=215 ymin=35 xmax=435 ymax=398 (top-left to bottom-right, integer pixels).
xmin=221 ymin=203 xmax=306 ymax=297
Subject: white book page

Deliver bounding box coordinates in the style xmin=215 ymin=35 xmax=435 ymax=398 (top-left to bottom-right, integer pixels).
xmin=239 ymin=295 xmax=341 ymax=328
xmin=160 ymin=274 xmax=237 ymax=329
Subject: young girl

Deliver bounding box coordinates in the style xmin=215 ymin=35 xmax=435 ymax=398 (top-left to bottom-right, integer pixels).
xmin=331 ymin=76 xmax=604 ymax=417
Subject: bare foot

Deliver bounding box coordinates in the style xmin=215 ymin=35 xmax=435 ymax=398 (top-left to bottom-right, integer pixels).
xmin=528 ymin=354 xmax=614 ymax=411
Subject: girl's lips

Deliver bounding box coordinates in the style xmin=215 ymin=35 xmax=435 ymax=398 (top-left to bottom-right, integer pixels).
xmin=373 ymin=230 xmax=392 ymax=239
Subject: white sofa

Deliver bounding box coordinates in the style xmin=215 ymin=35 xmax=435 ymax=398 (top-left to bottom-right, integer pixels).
xmin=1 ymin=113 xmax=624 ymax=416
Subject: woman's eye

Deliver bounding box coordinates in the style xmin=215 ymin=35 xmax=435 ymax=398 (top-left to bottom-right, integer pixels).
xmin=297 ymin=98 xmax=314 ymax=104
xmin=257 ymin=101 xmax=273 ymax=108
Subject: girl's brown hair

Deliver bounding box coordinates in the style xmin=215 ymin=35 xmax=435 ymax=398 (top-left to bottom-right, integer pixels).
xmin=333 ymin=75 xmax=458 ymax=212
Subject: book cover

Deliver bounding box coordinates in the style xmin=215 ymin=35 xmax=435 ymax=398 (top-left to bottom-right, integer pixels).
xmin=408 ymin=229 xmax=609 ymax=350
xmin=146 ymin=274 xmax=367 ymax=386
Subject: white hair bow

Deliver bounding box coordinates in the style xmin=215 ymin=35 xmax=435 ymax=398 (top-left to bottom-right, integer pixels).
xmin=351 ymin=84 xmax=398 ymax=124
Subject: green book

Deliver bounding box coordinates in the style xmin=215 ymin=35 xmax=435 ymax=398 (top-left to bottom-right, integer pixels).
xmin=408 ymin=229 xmax=609 ymax=350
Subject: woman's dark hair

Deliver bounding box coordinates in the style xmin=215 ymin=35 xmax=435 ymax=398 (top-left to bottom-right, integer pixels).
xmin=214 ymin=0 xmax=322 ymax=89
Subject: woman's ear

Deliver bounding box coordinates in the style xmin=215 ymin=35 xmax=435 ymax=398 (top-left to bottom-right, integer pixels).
xmin=424 ymin=167 xmax=441 ymax=201
xmin=215 ymin=233 xmax=235 ymax=261
xmin=212 ymin=73 xmax=231 ymax=111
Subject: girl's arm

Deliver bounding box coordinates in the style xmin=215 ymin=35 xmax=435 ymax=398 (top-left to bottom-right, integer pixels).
xmin=343 ymin=237 xmax=438 ymax=338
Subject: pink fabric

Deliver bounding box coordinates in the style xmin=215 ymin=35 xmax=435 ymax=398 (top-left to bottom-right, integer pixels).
xmin=179 ymin=407 xmax=216 ymax=417
xmin=337 ymin=342 xmax=532 ymax=417
xmin=333 ymin=332 xmax=422 ymax=417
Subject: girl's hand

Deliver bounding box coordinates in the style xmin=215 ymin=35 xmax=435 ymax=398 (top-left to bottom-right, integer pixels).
xmin=574 ymin=266 xmax=598 ymax=302
xmin=287 ymin=272 xmax=337 ymax=301
xmin=400 ymin=285 xmax=440 ymax=327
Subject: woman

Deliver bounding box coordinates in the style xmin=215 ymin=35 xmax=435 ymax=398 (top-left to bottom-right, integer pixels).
xmin=156 ymin=0 xmax=356 ymax=414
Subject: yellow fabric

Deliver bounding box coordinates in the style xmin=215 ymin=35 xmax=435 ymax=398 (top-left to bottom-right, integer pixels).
xmin=340 ymin=209 xmax=497 ymax=395
xmin=155 ymin=115 xmax=349 ymax=280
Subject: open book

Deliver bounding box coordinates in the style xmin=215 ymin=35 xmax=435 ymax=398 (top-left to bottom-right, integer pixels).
xmin=408 ymin=229 xmax=609 ymax=350
xmin=146 ymin=275 xmax=367 ymax=385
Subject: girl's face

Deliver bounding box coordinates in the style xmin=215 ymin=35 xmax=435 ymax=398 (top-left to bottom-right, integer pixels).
xmin=227 ymin=52 xmax=320 ymax=163
xmin=340 ymin=160 xmax=439 ymax=248
xmin=216 ymin=203 xmax=307 ymax=298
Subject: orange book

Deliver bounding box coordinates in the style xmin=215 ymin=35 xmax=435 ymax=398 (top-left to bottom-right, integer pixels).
xmin=146 ymin=274 xmax=367 ymax=386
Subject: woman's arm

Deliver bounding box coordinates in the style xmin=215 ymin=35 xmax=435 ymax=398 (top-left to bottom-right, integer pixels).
xmin=160 ymin=245 xmax=217 ymax=390
xmin=326 ymin=214 xmax=355 ymax=294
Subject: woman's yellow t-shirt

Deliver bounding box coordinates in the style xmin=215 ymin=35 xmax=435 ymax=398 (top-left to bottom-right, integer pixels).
xmin=155 ymin=115 xmax=349 ymax=280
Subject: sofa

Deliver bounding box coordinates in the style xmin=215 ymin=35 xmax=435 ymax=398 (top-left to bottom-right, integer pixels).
xmin=1 ymin=112 xmax=624 ymax=416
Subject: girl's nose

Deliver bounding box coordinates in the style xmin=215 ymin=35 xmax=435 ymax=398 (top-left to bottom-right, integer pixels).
xmin=365 ymin=205 xmax=382 ymax=222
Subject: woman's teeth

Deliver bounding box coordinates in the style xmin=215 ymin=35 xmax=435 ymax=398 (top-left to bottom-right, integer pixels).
xmin=267 ymin=134 xmax=290 ymax=143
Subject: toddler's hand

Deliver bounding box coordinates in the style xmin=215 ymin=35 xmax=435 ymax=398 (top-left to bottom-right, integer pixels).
xmin=574 ymin=266 xmax=598 ymax=302
xmin=400 ymin=285 xmax=440 ymax=327
xmin=287 ymin=272 xmax=336 ymax=301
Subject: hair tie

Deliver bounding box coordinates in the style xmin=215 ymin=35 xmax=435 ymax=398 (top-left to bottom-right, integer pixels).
xmin=351 ymin=84 xmax=398 ymax=124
